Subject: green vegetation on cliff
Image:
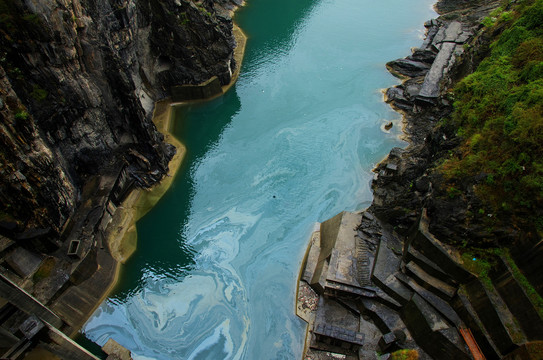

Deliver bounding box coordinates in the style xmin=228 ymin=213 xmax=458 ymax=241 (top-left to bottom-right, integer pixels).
xmin=442 ymin=0 xmax=543 ymax=233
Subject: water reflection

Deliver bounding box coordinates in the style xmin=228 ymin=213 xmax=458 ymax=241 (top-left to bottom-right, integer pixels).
xmin=109 ymin=90 xmax=243 ymax=300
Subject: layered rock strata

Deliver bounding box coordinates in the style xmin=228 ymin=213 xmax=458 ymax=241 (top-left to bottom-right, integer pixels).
xmin=0 ymin=0 xmax=241 ymax=357
xmin=0 ymin=0 xmax=237 ymax=241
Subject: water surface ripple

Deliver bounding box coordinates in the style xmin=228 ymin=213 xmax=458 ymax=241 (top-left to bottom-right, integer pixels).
xmin=83 ymin=0 xmax=436 ymax=358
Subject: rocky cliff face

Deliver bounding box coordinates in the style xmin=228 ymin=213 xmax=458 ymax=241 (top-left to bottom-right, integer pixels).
xmin=0 ymin=0 xmax=237 ymax=243
xmin=371 ymin=0 xmax=543 ymax=258
xmin=371 ymin=1 xmax=502 ymax=245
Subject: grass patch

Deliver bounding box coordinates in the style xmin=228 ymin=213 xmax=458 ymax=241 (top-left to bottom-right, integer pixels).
xmin=391 ymin=349 xmax=419 ymax=360
xmin=461 ymin=251 xmax=495 ymax=289
xmin=501 ymin=249 xmax=543 ymax=320
xmin=33 ymin=257 xmax=56 ymax=282
xmin=14 ymin=110 xmax=29 ymax=120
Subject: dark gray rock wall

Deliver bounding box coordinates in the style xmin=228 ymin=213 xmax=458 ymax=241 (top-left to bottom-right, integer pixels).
xmin=0 ymin=0 xmax=237 ymax=241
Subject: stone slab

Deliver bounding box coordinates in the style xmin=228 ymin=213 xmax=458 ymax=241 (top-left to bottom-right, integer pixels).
xmin=374 ymin=289 xmax=402 ymax=311
xmin=396 ymin=272 xmax=461 ymax=327
xmin=405 ymin=261 xmax=456 ymax=300
xmin=313 ymin=323 xmax=364 ymax=346
xmin=514 ymin=240 xmax=543 ymax=298
xmin=417 ymin=42 xmax=456 ymax=101
xmin=402 ymin=293 xmax=448 ymax=333
xmin=360 ymin=298 xmax=409 ymax=336
xmin=402 ymin=294 xmax=470 ymax=360
xmin=406 ymin=246 xmax=456 ymax=286
xmin=5 ymin=247 xmax=42 ymax=278
xmin=443 ymin=21 xmax=463 ymax=43
xmin=314 ymin=297 xmax=360 ymax=333
xmin=326 ymin=212 xmax=364 ymax=288
xmin=377 ymin=273 xmax=413 ymax=306
xmin=0 ymin=235 xmax=15 ymax=252
xmin=325 ymin=280 xmax=376 ymax=299
xmin=319 ymin=212 xmax=344 ymax=262
xmin=310 ymin=258 xmax=329 ymax=295
xmin=451 ymin=291 xmax=502 ymax=359
xmin=372 ymin=239 xmax=412 ymax=305
xmin=502 ymin=341 xmax=543 ymax=360
xmin=302 ymin=231 xmax=321 ymax=284
xmin=372 ymin=239 xmax=401 ymax=285
xmin=412 ymin=210 xmax=475 ymax=284
xmin=358 ymin=317 xmax=382 ymax=359
xmin=0 ymin=274 xmax=63 ymax=329
xmin=491 ymin=256 xmax=543 ymax=341
xmin=464 ymin=280 xmax=519 ymax=355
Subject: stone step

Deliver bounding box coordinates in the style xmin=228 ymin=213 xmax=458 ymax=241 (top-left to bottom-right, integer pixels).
xmin=2 ymin=337 xmax=32 ymax=360
xmin=355 ymin=235 xmax=372 ymax=286
xmin=406 ymin=246 xmax=456 ymax=287
xmin=0 ymin=302 xmax=17 ymax=325
xmin=360 ymin=297 xmax=411 ymax=337
xmin=336 ymin=298 xmax=361 ymax=317
xmin=374 ymin=289 xmax=402 ymax=311
xmin=463 ymin=279 xmax=524 ymax=356
xmin=451 ymin=291 xmax=502 ymax=360
xmin=405 ymin=261 xmax=456 ymax=301
xmin=490 ymin=255 xmax=543 ymax=341
xmin=372 ymin=236 xmax=413 ymax=305
xmin=401 ymin=293 xmax=471 ymax=360
xmin=410 ymin=209 xmax=475 ymax=284
xmin=396 ymin=272 xmax=461 ymax=327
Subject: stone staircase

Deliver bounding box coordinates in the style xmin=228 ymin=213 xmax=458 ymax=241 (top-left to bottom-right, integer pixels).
xmin=371 ymin=208 xmax=543 ymax=360
xmin=298 ymin=208 xmax=543 ymax=359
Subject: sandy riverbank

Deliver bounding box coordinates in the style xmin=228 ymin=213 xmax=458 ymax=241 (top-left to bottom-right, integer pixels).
xmin=100 ymin=23 xmax=247 ymax=305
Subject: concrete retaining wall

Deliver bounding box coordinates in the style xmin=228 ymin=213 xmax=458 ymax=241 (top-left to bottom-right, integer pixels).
xmin=171 ymin=76 xmax=223 ymax=101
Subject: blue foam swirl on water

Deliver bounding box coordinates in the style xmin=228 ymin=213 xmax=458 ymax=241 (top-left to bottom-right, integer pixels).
xmin=83 ymin=0 xmax=436 ymax=358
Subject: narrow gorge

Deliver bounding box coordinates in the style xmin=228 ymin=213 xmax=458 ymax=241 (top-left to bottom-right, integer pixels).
xmin=0 ymin=0 xmax=542 ymax=359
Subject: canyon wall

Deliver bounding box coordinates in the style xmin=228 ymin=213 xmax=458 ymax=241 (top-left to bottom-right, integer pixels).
xmin=0 ymin=0 xmax=237 ymax=244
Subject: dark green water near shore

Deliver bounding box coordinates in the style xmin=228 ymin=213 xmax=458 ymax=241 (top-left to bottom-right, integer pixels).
xmin=83 ymin=0 xmax=436 ymax=358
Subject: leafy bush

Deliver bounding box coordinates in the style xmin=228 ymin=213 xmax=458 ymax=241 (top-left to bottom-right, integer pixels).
xmin=30 ymin=84 xmax=48 ymax=101
xmin=14 ymin=110 xmax=29 ymax=120
xmin=442 ymin=0 xmax=543 ymax=232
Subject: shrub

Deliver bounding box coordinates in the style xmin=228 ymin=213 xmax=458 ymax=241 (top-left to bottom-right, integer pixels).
xmin=31 ymin=85 xmax=48 ymax=101
xmin=441 ymin=0 xmax=543 ymax=233
xmin=14 ymin=110 xmax=29 ymax=120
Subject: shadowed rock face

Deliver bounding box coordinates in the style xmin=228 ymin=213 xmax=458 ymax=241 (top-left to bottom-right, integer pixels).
xmin=0 ymin=0 xmax=237 ymax=242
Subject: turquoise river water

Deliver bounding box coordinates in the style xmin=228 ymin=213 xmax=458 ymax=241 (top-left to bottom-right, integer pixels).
xmin=83 ymin=0 xmax=436 ymax=358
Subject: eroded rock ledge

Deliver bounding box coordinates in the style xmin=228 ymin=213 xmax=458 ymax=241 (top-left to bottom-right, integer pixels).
xmin=0 ymin=0 xmax=243 ymax=358
xmin=297 ymin=0 xmax=543 ymax=359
